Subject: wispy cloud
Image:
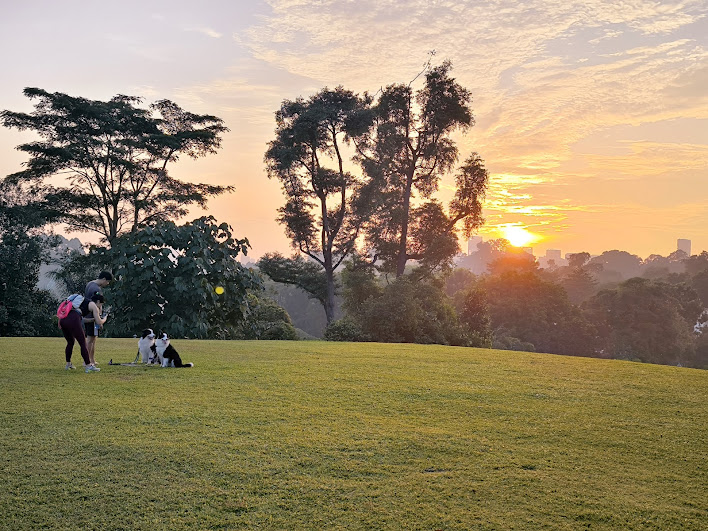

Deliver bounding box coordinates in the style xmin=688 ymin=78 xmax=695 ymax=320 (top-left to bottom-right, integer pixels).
xmin=186 ymin=26 xmax=223 ymax=39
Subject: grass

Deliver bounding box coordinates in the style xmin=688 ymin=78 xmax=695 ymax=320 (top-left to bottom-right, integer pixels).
xmin=0 ymin=338 xmax=706 ymax=530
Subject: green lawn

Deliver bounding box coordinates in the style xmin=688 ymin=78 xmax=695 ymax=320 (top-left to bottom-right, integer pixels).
xmin=0 ymin=338 xmax=706 ymax=530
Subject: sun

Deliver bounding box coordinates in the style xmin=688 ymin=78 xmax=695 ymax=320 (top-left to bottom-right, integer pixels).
xmin=501 ymin=226 xmax=541 ymax=248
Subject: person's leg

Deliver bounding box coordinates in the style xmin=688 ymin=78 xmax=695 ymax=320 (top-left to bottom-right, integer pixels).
xmin=64 ymin=314 xmax=91 ymax=367
xmin=86 ymin=335 xmax=96 ymax=365
xmin=84 ymin=322 xmax=97 ymax=365
xmin=76 ymin=332 xmax=91 ymax=367
xmin=61 ymin=322 xmax=75 ymax=365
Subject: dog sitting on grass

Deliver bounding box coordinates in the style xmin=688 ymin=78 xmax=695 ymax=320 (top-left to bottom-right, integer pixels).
xmin=155 ymin=332 xmax=193 ymax=368
xmin=137 ymin=329 xmax=157 ymax=364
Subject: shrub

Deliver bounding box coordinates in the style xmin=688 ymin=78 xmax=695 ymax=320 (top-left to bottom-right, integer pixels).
xmin=324 ymin=318 xmax=368 ymax=342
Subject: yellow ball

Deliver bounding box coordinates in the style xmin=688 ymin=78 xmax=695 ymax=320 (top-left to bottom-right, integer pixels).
xmin=215 ymin=286 xmax=224 ymax=295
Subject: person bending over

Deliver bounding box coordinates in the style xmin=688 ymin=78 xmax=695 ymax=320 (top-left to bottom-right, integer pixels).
xmin=59 ymin=293 xmax=107 ymax=373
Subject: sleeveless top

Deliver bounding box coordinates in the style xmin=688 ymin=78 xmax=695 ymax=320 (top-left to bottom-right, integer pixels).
xmin=79 ymin=298 xmax=93 ymax=318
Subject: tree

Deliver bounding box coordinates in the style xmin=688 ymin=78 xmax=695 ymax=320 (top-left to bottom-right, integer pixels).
xmin=355 ymin=276 xmax=466 ymax=345
xmin=584 ymin=277 xmax=705 ymax=366
xmin=256 ymin=252 xmax=329 ymax=312
xmin=482 ymin=270 xmax=597 ymax=357
xmin=1 ymin=88 xmax=231 ymax=245
xmin=589 ymin=250 xmax=642 ymax=282
xmin=0 ymin=182 xmax=61 ymax=336
xmin=235 ymin=293 xmax=298 ymax=340
xmin=85 ymin=217 xmax=262 ymax=338
xmin=357 ymin=61 xmax=487 ymax=277
xmin=684 ymin=251 xmax=708 ymax=276
xmin=264 ymin=87 xmax=371 ymax=323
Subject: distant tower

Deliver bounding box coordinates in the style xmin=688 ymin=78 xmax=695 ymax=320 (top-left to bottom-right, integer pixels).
xmin=546 ymin=249 xmax=561 ymax=261
xmin=467 ymin=236 xmax=483 ymax=255
xmin=677 ymin=239 xmax=691 ymax=255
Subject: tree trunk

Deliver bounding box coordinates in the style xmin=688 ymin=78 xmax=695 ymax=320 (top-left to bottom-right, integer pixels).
xmin=396 ymin=172 xmax=414 ymax=277
xmin=324 ymin=264 xmax=336 ymax=324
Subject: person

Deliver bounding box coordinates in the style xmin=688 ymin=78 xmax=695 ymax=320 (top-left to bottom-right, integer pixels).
xmin=84 ymin=271 xmax=112 ymax=366
xmin=85 ymin=271 xmax=113 ymax=300
xmin=59 ymin=293 xmax=106 ymax=373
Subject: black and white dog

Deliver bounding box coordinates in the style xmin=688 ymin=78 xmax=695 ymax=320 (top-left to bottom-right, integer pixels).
xmin=137 ymin=329 xmax=157 ymax=364
xmin=155 ymin=332 xmax=193 ymax=368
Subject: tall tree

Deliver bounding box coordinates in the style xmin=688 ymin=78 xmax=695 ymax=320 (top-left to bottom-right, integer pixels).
xmin=264 ymin=87 xmax=370 ymax=323
xmin=357 ymin=61 xmax=487 ymax=276
xmin=0 ymin=182 xmax=61 ymax=336
xmin=1 ymin=88 xmax=231 ymax=245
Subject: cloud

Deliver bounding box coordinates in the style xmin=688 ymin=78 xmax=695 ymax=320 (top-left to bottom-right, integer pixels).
xmin=235 ymin=0 xmax=708 ymax=255
xmin=186 ymin=26 xmax=223 ymax=39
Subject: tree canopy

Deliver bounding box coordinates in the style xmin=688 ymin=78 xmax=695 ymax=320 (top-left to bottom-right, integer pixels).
xmin=356 ymin=61 xmax=487 ymax=276
xmin=84 ymin=217 xmax=262 ymax=339
xmin=1 ymin=88 xmax=231 ymax=245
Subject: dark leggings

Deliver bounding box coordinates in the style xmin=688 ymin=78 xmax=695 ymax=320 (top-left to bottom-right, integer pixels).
xmin=59 ymin=311 xmax=90 ymax=365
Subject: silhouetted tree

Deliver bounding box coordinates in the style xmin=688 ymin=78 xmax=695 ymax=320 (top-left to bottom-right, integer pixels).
xmin=357 ymin=61 xmax=487 ymax=277
xmin=589 ymin=250 xmax=642 ymax=282
xmin=1 ymin=88 xmax=230 ymax=245
xmin=264 ymin=87 xmax=371 ymax=323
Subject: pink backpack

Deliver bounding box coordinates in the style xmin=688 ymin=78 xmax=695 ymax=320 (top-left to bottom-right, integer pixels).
xmin=57 ymin=294 xmax=84 ymax=321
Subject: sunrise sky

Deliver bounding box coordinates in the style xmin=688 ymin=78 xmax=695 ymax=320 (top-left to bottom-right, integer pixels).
xmin=2 ymin=0 xmax=707 ymax=260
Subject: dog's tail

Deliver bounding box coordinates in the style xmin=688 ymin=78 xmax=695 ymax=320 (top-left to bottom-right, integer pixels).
xmin=177 ymin=362 xmax=194 ymax=368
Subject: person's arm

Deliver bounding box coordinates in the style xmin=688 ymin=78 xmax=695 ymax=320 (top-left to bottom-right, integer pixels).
xmin=89 ymin=302 xmax=107 ymax=328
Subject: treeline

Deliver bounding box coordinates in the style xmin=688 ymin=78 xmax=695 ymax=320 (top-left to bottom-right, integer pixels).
xmin=307 ymin=247 xmax=707 ymax=368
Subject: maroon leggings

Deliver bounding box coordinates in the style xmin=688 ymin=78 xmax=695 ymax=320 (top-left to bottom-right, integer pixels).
xmin=59 ymin=311 xmax=90 ymax=365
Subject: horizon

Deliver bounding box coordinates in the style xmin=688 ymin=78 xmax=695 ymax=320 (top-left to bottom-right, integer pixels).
xmin=2 ymin=1 xmax=707 ymax=260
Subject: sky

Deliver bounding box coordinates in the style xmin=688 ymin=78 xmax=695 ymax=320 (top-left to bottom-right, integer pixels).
xmin=1 ymin=0 xmax=707 ymax=260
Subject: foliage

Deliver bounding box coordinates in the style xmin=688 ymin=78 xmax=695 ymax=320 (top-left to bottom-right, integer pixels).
xmin=235 ymin=293 xmax=298 ymax=340
xmin=340 ymin=254 xmax=383 ymax=318
xmin=257 ymin=252 xmax=329 ymax=307
xmin=357 ymin=62 xmax=487 ymax=277
xmin=265 ymin=87 xmax=371 ymax=323
xmin=0 ymin=183 xmax=60 ymax=336
xmin=457 ymin=283 xmax=493 ymax=348
xmin=683 ymin=251 xmax=708 ymax=275
xmin=482 ymin=270 xmax=597 ymax=357
xmin=1 ymin=88 xmax=231 ymax=244
xmin=86 ymin=216 xmax=262 ymax=338
xmin=589 ymin=249 xmax=643 ymax=283
xmin=560 ymin=265 xmax=598 ymax=305
xmin=355 ymin=277 xmax=467 ymax=345
xmin=584 ymin=277 xmax=705 ymax=366
xmin=3 ymin=338 xmax=707 ymax=529
xmin=323 ymin=317 xmax=369 ymax=342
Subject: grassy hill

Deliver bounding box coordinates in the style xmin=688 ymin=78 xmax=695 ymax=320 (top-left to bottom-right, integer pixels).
xmin=0 ymin=338 xmax=706 ymax=530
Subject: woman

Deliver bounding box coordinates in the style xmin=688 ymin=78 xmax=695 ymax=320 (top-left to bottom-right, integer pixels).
xmin=59 ymin=292 xmax=107 ymax=373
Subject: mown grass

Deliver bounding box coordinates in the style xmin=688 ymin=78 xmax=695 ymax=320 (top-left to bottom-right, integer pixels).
xmin=0 ymin=338 xmax=706 ymax=530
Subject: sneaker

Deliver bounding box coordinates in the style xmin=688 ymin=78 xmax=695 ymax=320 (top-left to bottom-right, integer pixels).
xmin=85 ymin=365 xmax=101 ymax=373
xmin=65 ymin=363 xmax=75 ymax=370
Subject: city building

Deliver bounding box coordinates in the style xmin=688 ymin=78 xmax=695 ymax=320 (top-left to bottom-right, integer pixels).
xmin=677 ymin=239 xmax=691 ymax=256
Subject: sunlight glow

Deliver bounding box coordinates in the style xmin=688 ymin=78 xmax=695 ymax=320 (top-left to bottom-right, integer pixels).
xmin=501 ymin=225 xmax=542 ymax=248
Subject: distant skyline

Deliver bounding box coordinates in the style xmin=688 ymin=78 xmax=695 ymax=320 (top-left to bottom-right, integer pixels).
xmin=2 ymin=1 xmax=707 ymax=259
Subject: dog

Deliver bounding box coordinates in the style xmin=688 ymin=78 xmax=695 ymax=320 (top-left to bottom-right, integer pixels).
xmin=154 ymin=332 xmax=193 ymax=368
xmin=137 ymin=329 xmax=157 ymax=364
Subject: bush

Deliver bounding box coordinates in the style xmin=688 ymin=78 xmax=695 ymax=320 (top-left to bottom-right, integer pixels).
xmin=324 ymin=318 xmax=368 ymax=342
